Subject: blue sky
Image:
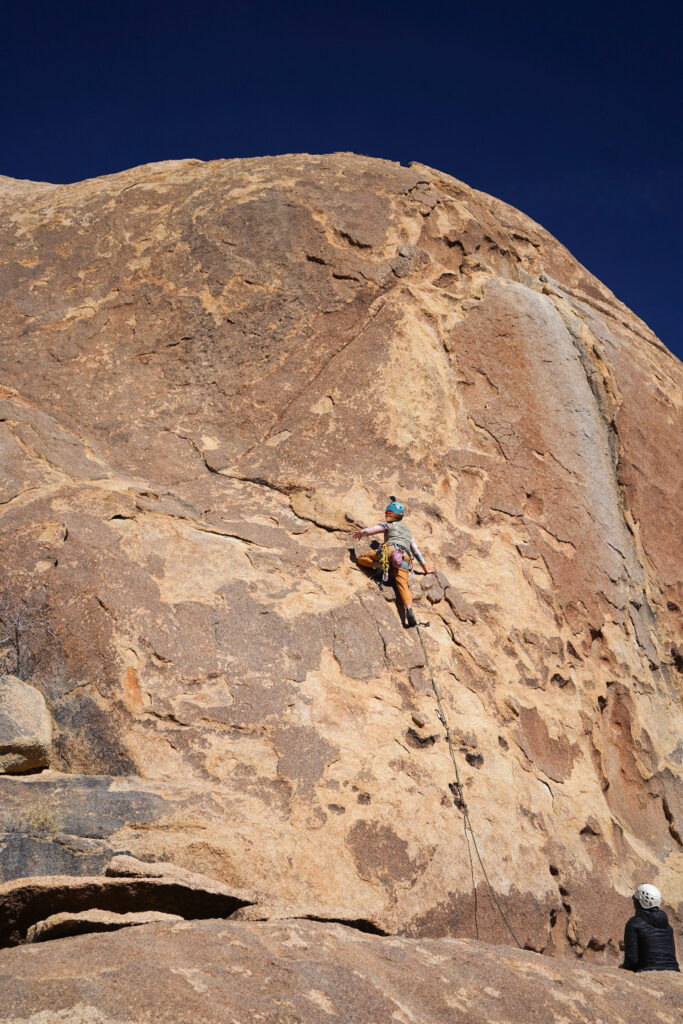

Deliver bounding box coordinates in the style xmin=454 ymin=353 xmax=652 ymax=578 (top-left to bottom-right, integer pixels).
xmin=2 ymin=0 xmax=681 ymax=359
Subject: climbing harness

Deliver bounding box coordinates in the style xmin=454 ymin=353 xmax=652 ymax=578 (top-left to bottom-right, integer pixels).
xmin=378 ymin=543 xmax=411 ymax=583
xmin=415 ymin=621 xmax=522 ymax=949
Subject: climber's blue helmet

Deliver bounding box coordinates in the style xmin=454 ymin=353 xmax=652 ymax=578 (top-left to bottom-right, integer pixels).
xmin=385 ymin=497 xmax=405 ymax=518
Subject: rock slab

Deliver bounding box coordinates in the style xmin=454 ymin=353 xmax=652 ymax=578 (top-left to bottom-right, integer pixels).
xmin=26 ymin=908 xmax=183 ymax=942
xmin=0 ymin=919 xmax=681 ymax=1024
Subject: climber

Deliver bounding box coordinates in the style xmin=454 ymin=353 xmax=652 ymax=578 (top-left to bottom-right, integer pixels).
xmin=352 ymin=497 xmax=433 ymax=627
xmin=621 ymin=884 xmax=680 ymax=973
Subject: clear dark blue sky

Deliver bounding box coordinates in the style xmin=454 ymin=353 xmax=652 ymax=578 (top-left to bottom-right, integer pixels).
xmin=3 ymin=0 xmax=681 ymax=360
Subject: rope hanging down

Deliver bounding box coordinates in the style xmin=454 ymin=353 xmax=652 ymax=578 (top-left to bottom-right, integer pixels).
xmin=415 ymin=621 xmax=522 ymax=949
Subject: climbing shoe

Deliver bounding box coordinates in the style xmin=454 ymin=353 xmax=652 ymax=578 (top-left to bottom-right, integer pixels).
xmin=406 ymin=607 xmax=417 ymax=628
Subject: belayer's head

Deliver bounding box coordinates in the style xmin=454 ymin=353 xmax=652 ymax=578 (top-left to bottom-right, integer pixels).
xmin=633 ymin=884 xmax=662 ymax=909
xmin=385 ymin=496 xmax=405 ymax=521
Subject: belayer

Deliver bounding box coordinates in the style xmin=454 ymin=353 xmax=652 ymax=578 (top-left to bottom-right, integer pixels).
xmin=622 ymin=884 xmax=680 ymax=973
xmin=353 ymin=497 xmax=433 ymax=627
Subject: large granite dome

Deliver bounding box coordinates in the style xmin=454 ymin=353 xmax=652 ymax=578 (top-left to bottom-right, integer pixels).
xmin=0 ymin=155 xmax=680 ymax=973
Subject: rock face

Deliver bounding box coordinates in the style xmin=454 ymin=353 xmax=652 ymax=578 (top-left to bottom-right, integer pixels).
xmin=0 ymin=154 xmax=681 ymax=968
xmin=1 ymin=919 xmax=682 ymax=1024
xmin=0 ymin=675 xmax=52 ymax=773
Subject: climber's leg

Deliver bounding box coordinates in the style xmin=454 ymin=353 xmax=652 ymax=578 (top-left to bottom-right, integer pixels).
xmin=393 ymin=566 xmax=413 ymax=608
xmin=393 ymin=566 xmax=417 ymax=625
xmin=357 ymin=551 xmax=380 ymax=570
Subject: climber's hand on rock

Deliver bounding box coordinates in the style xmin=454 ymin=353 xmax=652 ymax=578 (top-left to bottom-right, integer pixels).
xmin=352 ymin=529 xmax=363 ymax=540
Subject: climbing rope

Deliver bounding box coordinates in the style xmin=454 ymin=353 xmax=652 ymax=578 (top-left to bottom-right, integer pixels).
xmin=415 ymin=621 xmax=522 ymax=949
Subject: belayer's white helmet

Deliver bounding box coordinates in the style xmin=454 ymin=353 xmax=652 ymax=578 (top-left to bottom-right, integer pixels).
xmin=633 ymin=884 xmax=662 ymax=909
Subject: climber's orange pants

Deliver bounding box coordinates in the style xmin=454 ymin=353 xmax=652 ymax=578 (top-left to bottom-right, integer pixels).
xmin=357 ymin=550 xmax=413 ymax=608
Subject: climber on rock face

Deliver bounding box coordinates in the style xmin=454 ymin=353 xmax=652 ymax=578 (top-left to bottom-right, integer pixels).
xmin=621 ymin=884 xmax=680 ymax=973
xmin=352 ymin=498 xmax=433 ymax=627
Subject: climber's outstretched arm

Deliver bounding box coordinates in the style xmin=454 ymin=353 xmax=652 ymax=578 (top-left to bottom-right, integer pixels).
xmin=353 ymin=524 xmax=385 ymax=541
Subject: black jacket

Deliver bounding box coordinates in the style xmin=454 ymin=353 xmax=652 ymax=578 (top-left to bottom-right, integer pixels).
xmin=623 ymin=905 xmax=680 ymax=972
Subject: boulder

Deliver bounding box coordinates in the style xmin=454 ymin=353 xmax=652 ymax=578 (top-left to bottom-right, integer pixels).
xmin=0 ymin=675 xmax=51 ymax=773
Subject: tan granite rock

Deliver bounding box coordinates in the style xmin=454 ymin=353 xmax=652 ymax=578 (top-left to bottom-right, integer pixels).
xmin=104 ymin=853 xmax=216 ymax=882
xmin=0 ymin=154 xmax=680 ymax=961
xmin=0 ymin=866 xmax=256 ymax=947
xmin=0 ymin=675 xmax=51 ymax=773
xmin=1 ymin=919 xmax=681 ymax=1024
xmin=26 ymin=908 xmax=183 ymax=942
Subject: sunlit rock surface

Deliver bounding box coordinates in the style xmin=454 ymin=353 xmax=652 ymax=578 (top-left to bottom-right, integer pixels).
xmin=0 ymin=675 xmax=52 ymax=773
xmin=1 ymin=919 xmax=681 ymax=1024
xmin=0 ymin=155 xmax=680 ymax=973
